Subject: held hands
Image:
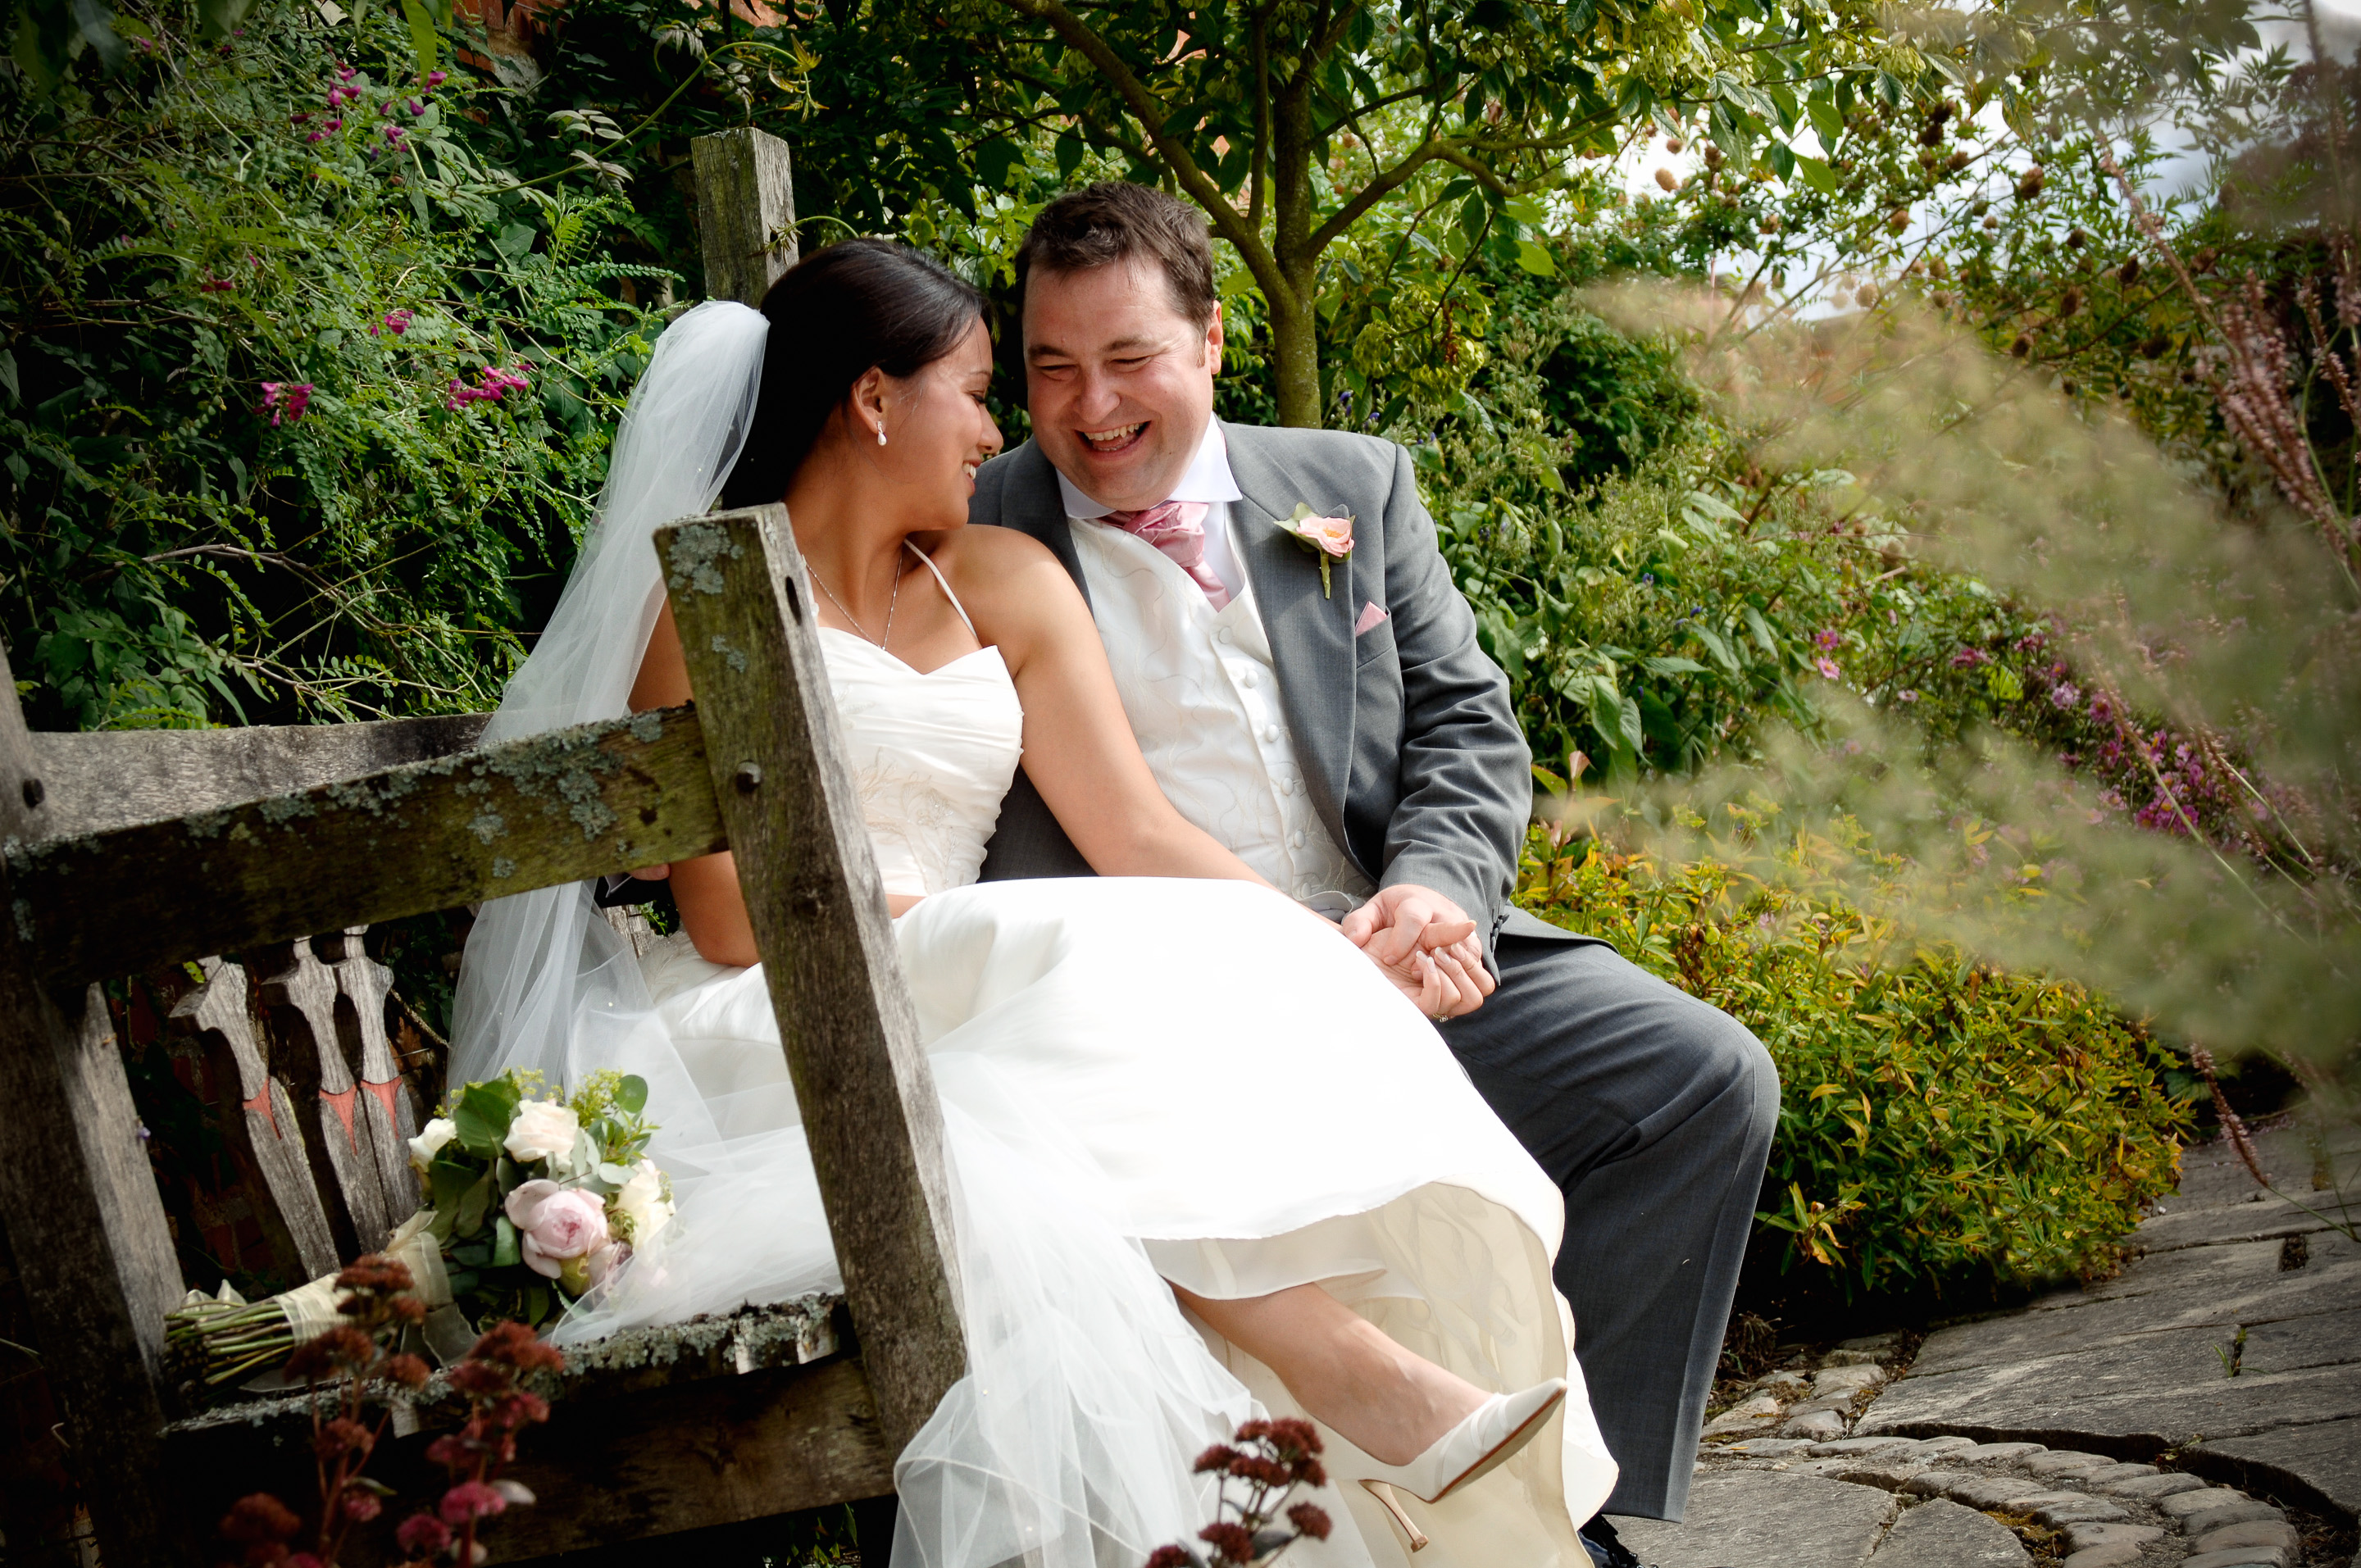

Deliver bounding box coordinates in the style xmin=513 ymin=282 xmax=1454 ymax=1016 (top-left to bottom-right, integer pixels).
xmin=1341 ymin=884 xmax=1496 ymax=1021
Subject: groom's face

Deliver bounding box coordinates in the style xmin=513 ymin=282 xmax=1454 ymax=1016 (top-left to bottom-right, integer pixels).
xmin=1023 ymin=257 xmax=1222 ymax=511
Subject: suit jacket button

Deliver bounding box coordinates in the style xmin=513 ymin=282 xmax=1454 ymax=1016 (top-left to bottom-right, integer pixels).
xmin=1262 ymin=724 xmax=1280 ymax=743
xmin=1217 ymin=628 xmax=1234 ymax=644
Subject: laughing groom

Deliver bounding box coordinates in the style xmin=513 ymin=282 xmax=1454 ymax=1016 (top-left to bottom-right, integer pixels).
xmin=972 ymin=182 xmax=1778 ymax=1561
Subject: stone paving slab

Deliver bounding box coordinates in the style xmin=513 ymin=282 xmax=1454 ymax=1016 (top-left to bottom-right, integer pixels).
xmin=2133 ymin=1193 xmax=2346 ymax=1253
xmin=1628 ymin=1122 xmax=2357 ymax=1565
xmin=1863 ymin=1357 xmax=2361 ymax=1444
xmin=1868 ymin=1498 xmax=2031 ymax=1566
xmin=2241 ymin=1311 xmax=2361 ymax=1377
xmin=2200 ymin=1418 xmax=2361 ymax=1523
xmin=1614 ymin=1470 xmax=1897 ymax=1566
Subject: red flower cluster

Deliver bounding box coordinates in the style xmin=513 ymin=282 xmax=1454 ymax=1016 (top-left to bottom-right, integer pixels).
xmin=394 ymin=1321 xmax=563 ymax=1565
xmin=445 ymin=363 xmax=531 ymax=411
xmin=1150 ymin=1418 xmax=1331 ymax=1567
xmin=258 ymin=381 xmax=312 ymax=426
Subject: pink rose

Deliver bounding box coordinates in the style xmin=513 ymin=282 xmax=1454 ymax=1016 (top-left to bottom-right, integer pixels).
xmin=504 ymin=1181 xmax=609 ymax=1279
xmin=1291 ymin=513 xmax=1353 ymax=557
xmin=585 ymin=1239 xmax=630 ymax=1288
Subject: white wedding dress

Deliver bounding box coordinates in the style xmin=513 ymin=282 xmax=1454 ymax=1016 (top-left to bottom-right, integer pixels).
xmin=551 ymin=552 xmax=1618 ymax=1568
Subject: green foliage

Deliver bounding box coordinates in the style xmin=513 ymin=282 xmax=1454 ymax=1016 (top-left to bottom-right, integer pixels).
xmin=1517 ymin=823 xmax=2193 ymax=1296
xmin=1 ymin=0 xmax=665 ymax=727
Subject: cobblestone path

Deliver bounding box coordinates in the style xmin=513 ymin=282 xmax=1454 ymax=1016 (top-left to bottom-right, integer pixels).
xmin=1613 ymin=1119 xmax=2359 ymax=1568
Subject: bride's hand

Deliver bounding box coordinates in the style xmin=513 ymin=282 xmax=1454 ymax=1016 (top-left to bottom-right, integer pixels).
xmin=1364 ymin=935 xmax=1488 ymax=1022
xmin=1344 ymin=884 xmax=1496 ymax=1020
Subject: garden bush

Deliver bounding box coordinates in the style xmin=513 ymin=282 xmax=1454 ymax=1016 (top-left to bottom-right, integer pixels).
xmin=1516 ymin=816 xmax=2192 ymax=1298
xmin=0 ymin=0 xmax=666 ymax=729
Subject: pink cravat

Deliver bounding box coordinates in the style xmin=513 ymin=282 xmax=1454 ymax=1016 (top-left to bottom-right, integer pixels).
xmin=1102 ymin=499 xmax=1231 ymax=609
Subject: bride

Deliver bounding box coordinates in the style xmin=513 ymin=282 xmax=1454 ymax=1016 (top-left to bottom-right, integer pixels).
xmin=452 ymin=239 xmax=1617 ymax=1568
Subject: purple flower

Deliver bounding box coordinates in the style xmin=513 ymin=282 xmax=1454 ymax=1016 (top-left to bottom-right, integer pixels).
xmin=1813 ymin=628 xmax=1842 ymax=651
xmin=1949 ymin=647 xmax=1989 ymax=669
xmin=408 ymin=98 xmax=425 ymax=115
xmin=426 ymin=68 xmax=447 ymax=86
xmin=2049 ymin=682 xmax=2081 ymax=709
xmin=258 ymin=382 xmax=314 ymax=426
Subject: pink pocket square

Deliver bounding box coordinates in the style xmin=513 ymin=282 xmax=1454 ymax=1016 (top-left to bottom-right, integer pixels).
xmin=1353 ymin=601 xmax=1390 ymax=636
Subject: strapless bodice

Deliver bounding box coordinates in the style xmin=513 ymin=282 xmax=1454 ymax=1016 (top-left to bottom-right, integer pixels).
xmin=819 ymin=629 xmax=1024 ymax=898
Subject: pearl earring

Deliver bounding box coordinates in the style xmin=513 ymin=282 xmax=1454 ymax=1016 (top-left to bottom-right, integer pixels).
xmin=876 ymin=422 xmax=887 ymax=447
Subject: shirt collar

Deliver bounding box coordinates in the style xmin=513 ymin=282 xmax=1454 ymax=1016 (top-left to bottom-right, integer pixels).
xmin=1056 ymin=418 xmax=1242 ymax=520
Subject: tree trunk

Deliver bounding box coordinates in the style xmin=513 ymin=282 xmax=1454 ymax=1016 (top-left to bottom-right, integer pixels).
xmin=1267 ymin=283 xmax=1322 ymax=427
xmin=1268 ymin=66 xmax=1323 ymax=428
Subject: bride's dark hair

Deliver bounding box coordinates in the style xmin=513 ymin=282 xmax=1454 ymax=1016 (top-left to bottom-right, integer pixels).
xmin=719 ymin=238 xmax=987 ymax=509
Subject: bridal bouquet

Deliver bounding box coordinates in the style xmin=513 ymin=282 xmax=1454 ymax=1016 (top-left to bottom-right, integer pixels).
xmin=416 ymin=1068 xmax=675 ymax=1325
xmin=168 ymin=1070 xmax=674 ymax=1386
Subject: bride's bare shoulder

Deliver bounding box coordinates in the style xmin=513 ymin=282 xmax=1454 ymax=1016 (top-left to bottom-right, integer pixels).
xmin=918 ymin=526 xmax=1089 ymax=650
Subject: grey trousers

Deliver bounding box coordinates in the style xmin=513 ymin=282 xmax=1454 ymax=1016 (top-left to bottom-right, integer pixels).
xmin=1439 ymin=934 xmax=1779 ymax=1522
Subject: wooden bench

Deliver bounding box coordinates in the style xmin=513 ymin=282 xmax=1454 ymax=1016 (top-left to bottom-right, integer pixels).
xmin=0 ymin=506 xmax=963 ymax=1565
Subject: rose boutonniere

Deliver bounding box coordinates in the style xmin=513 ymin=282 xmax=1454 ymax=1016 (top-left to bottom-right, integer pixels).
xmin=1281 ymin=504 xmax=1353 ymax=598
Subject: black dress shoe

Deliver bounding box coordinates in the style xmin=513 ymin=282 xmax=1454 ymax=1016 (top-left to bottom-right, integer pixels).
xmin=1580 ymin=1513 xmax=1648 ymax=1568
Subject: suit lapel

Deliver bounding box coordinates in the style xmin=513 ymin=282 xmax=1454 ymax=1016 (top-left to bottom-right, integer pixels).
xmin=1222 ymin=420 xmax=1357 ymax=826
xmin=995 ymin=441 xmax=1091 ymax=610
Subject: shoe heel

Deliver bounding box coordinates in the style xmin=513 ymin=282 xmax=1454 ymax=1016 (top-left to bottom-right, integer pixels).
xmin=1361 ymin=1480 xmax=1429 ymax=1552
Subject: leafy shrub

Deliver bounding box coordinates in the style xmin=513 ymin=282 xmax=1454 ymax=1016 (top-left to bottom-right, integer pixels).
xmin=1516 ymin=820 xmax=2192 ymax=1297
xmin=0 ymin=0 xmax=665 ymax=729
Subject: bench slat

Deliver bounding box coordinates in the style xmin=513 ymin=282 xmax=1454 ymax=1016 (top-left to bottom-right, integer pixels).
xmin=11 ymin=705 xmax=723 ymax=987
xmin=661 ymin=507 xmax=968 ymax=1457
xmin=0 ymin=642 xmax=189 ymax=1566
xmin=29 ymin=714 xmax=492 ymax=839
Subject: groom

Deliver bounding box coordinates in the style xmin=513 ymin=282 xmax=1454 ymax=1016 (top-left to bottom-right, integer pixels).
xmin=971 ymin=183 xmax=1777 ymax=1552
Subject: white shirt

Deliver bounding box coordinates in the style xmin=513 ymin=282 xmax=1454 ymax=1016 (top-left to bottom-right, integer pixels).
xmin=1054 ymin=419 xmax=1246 ymax=597
xmin=1059 ymin=429 xmax=1374 ymax=916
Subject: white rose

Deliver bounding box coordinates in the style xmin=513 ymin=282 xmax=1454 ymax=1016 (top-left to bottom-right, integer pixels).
xmin=408 ymin=1117 xmax=457 ymax=1173
xmin=503 ymin=1099 xmax=581 ymax=1164
xmin=616 ymin=1158 xmax=675 ymax=1244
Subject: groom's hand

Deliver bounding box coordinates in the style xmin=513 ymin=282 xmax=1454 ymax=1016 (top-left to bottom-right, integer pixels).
xmin=1343 ymin=884 xmax=1496 ymax=1020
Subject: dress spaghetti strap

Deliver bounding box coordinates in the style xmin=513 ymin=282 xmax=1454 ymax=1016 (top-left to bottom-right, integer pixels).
xmin=903 ymin=539 xmax=980 ymax=643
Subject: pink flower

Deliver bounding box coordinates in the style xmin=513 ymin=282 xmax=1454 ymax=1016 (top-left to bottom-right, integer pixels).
xmin=259 ymin=382 xmax=314 ymax=426
xmin=395 ymin=1514 xmax=450 ymax=1554
xmin=1814 ymin=656 xmax=1842 ymax=680
xmin=504 ymin=1182 xmax=609 ymax=1277
xmin=1287 ymin=511 xmax=1353 ymax=557
xmin=585 ymin=1238 xmax=630 ymax=1288
xmin=1813 ymin=628 xmax=1842 ymax=651
xmin=439 ymin=1480 xmax=507 ymax=1526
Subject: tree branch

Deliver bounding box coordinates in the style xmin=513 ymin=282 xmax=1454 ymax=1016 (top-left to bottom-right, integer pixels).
xmin=989 ymin=0 xmax=1288 ymax=303
xmin=1308 ymin=113 xmax=1448 ymax=254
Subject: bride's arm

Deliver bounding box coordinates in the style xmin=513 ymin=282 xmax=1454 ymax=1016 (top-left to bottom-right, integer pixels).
xmin=629 ymin=602 xmax=923 ymax=968
xmin=944 ymin=529 xmax=1276 ymax=886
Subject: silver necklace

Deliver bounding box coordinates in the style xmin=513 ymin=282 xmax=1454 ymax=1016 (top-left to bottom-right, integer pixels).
xmin=811 ymin=548 xmax=904 ymax=648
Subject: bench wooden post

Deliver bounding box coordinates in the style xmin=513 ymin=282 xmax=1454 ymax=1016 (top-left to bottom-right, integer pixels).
xmin=0 ymin=640 xmax=192 ymax=1568
xmin=692 ymin=126 xmax=798 ymax=307
xmin=659 ymin=506 xmax=967 ymax=1453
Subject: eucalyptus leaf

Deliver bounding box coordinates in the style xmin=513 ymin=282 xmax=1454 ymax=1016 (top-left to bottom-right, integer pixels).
xmin=616 ymin=1075 xmax=648 ymax=1116
xmin=491 ymin=1215 xmax=521 ymax=1269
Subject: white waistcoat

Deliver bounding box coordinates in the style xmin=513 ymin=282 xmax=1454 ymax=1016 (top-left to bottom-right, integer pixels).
xmin=1071 ymin=517 xmax=1375 ymax=912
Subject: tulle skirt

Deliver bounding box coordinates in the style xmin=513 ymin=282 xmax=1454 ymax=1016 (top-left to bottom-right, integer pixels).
xmin=556 ymin=877 xmax=1617 ymax=1567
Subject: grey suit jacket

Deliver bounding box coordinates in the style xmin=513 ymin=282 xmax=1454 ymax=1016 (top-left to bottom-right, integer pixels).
xmin=971 ymin=419 xmax=1581 ymax=952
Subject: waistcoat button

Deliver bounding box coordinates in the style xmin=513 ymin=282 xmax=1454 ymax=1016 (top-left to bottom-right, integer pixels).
xmin=1290 ymin=829 xmax=1307 ymax=848
xmin=1217 ymin=628 xmax=1234 ymax=644
xmin=1262 ymin=724 xmax=1280 ymax=743
xmin=1240 ymin=669 xmax=1258 ymax=688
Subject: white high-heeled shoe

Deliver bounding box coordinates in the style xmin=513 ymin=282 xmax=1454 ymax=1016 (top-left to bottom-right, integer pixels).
xmin=1344 ymin=1379 xmax=1567 ymax=1549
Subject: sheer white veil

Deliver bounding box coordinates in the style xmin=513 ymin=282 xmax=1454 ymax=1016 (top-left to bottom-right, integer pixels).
xmin=448 ymin=300 xmax=771 ymax=1098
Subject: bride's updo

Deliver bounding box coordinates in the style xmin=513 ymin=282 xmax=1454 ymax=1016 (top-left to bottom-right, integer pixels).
xmin=719 ymin=239 xmax=986 ymax=509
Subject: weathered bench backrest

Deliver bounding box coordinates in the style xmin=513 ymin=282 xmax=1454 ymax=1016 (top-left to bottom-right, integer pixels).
xmin=0 ymin=506 xmax=962 ymax=1567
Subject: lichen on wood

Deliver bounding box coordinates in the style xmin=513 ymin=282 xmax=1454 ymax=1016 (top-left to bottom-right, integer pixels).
xmin=15 ymin=703 xmax=728 ymax=985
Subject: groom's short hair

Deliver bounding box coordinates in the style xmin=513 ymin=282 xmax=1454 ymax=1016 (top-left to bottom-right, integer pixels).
xmin=1017 ymin=183 xmax=1217 ymax=327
